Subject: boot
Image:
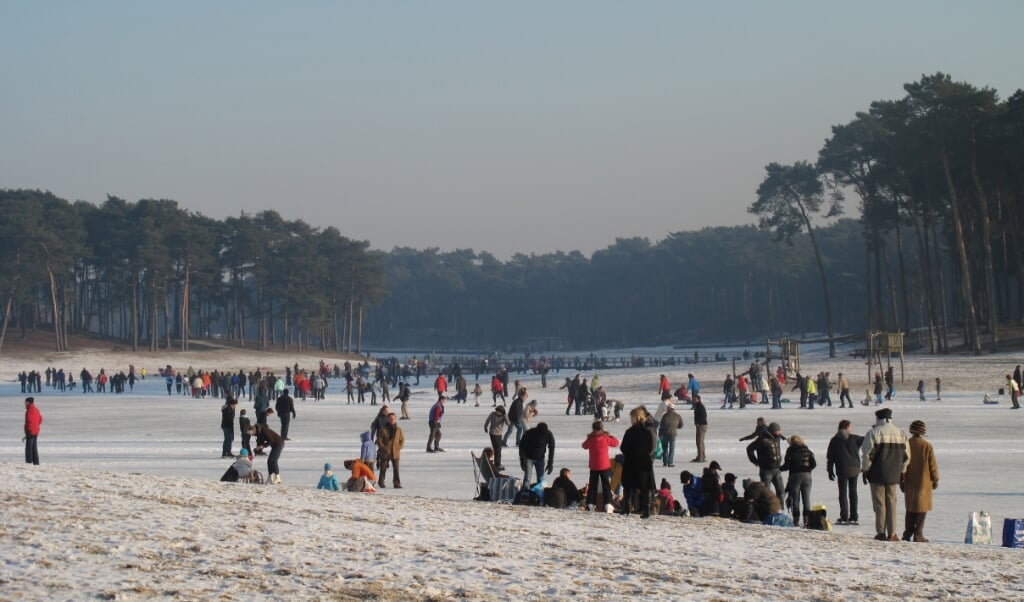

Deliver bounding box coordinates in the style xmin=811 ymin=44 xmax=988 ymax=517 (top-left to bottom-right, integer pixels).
xmin=912 ymin=514 xmax=929 ymax=542
xmin=902 ymin=512 xmax=915 ymax=541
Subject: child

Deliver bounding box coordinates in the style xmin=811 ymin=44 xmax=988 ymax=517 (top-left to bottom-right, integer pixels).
xmin=360 ymin=431 xmax=376 ymax=470
xmin=472 ymin=382 xmax=483 ymax=407
xmin=318 ymin=463 xmax=340 ymax=491
xmin=657 ymin=478 xmax=680 ymax=515
xmin=721 ymin=472 xmax=739 ymax=518
xmin=917 ymin=380 xmax=926 ymax=401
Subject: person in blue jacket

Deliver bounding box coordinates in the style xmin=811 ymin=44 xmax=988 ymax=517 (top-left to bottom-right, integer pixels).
xmin=318 ymin=463 xmax=340 ymax=491
xmin=679 ymin=469 xmax=705 ymax=515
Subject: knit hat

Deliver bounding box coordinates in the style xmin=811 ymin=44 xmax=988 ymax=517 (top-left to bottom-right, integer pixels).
xmin=708 ymin=461 xmax=721 ymax=471
xmin=324 ymin=463 xmax=332 ymax=471
xmin=239 ymin=449 xmax=250 ymax=457
xmin=875 ymin=407 xmax=892 ymax=420
xmin=768 ymin=422 xmax=782 ymax=434
xmin=909 ymin=420 xmax=926 ymax=435
xmin=724 ymin=472 xmax=737 ymax=483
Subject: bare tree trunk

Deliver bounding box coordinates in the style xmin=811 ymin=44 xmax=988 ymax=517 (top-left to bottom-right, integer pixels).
xmin=894 ymin=220 xmax=911 ymax=335
xmin=970 ymin=147 xmax=998 ymax=352
xmin=910 ymin=209 xmax=937 ymax=354
xmin=882 ymin=245 xmax=900 ymax=332
xmin=941 ymin=153 xmax=982 ymax=355
xmin=181 ymin=262 xmax=190 ymax=351
xmin=796 ymin=199 xmax=836 ymax=357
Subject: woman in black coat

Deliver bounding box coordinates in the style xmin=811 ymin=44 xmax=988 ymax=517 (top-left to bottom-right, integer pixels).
xmin=620 ymin=406 xmax=656 ymax=518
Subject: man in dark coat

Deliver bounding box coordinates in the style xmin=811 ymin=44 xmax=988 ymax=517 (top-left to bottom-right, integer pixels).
xmin=220 ymin=398 xmax=237 ymax=458
xmin=519 ymin=422 xmax=555 ymax=486
xmin=827 ymin=419 xmax=865 ymax=525
xmin=275 ymin=390 xmax=296 ymax=440
xmin=691 ymin=394 xmax=708 ymax=462
xmin=746 ymin=421 xmax=785 ymax=500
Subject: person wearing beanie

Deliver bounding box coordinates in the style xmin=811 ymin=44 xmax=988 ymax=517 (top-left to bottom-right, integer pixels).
xmin=901 ymin=420 xmax=938 ymax=542
xmin=24 ymin=397 xmax=42 ymax=465
xmin=318 ymin=462 xmax=341 ymax=491
xmin=861 ymin=408 xmax=910 ymax=541
xmin=746 ymin=421 xmax=785 ymax=501
xmin=721 ymin=472 xmax=739 ymax=518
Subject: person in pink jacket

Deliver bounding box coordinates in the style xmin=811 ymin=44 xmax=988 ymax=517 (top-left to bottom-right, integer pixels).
xmin=581 ymin=421 xmax=619 ymax=511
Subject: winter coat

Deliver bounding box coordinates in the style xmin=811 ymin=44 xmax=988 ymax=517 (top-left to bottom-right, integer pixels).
xmin=360 ymin=431 xmax=375 ymax=463
xmin=221 ymin=404 xmax=236 ymax=429
xmin=484 ymin=410 xmax=510 ymax=436
xmin=239 ymin=414 xmax=251 ymax=436
xmin=318 ymin=471 xmax=341 ymax=491
xmin=428 ymin=400 xmax=445 ymax=425
xmin=24 ymin=404 xmax=42 ymax=436
xmin=826 ymin=430 xmax=864 ymax=479
xmin=581 ymin=431 xmax=619 ymax=471
xmin=701 ymin=469 xmax=722 ymax=515
xmin=519 ymin=423 xmax=555 ymax=464
xmin=746 ymin=434 xmax=782 ymax=470
xmin=376 ymin=424 xmax=405 ymax=461
xmin=232 ymin=456 xmax=254 ymax=479
xmin=254 ymin=424 xmax=284 ymax=450
xmin=780 ymin=443 xmax=816 ymax=473
xmin=692 ymin=401 xmax=707 ymax=426
xmin=861 ymin=419 xmax=910 ymax=485
xmin=275 ymin=393 xmax=296 ymax=418
xmin=682 ymin=475 xmax=704 ymax=512
xmin=254 ymin=390 xmax=270 ymax=414
xmin=658 ymin=409 xmax=684 ymax=438
xmin=744 ymin=480 xmax=782 ymax=521
xmin=619 ymin=423 xmax=655 ymax=490
xmin=903 ymin=435 xmax=938 ymax=512
xmin=507 ymin=397 xmax=524 ymax=423
xmin=550 ymin=475 xmax=583 ymax=506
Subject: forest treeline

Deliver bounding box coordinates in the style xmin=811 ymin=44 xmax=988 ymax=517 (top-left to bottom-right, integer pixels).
xmin=2 ymin=73 xmax=1022 ymax=355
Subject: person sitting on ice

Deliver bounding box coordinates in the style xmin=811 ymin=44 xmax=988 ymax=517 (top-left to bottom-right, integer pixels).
xmin=679 ymin=470 xmax=705 ymax=516
xmin=343 ymin=458 xmax=377 ymax=492
xmin=317 ymin=462 xmax=340 ymax=491
xmin=545 ymin=467 xmax=584 ymax=509
xmin=221 ymin=449 xmax=262 ymax=483
xmin=657 ymin=478 xmax=681 ymax=515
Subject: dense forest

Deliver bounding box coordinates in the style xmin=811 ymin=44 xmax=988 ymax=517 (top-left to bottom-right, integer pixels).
xmin=2 ymin=73 xmax=1022 ymax=355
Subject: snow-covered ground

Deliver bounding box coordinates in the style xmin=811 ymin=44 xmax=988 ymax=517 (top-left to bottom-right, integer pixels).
xmin=1 ymin=346 xmax=1022 ymax=600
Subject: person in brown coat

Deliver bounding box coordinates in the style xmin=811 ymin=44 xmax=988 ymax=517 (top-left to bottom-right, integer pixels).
xmin=376 ymin=412 xmax=405 ymax=488
xmin=901 ymin=420 xmax=939 ymax=542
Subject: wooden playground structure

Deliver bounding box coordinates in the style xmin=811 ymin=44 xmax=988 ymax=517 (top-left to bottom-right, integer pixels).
xmin=865 ymin=331 xmax=905 ymax=383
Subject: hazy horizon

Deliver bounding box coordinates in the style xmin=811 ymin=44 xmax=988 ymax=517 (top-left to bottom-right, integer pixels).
xmin=2 ymin=2 xmax=1021 ymax=258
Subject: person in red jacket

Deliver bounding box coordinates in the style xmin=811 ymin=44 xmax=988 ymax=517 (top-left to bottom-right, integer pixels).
xmin=434 ymin=373 xmax=447 ymax=396
xmin=24 ymin=397 xmax=42 ymax=465
xmin=581 ymin=421 xmax=620 ymax=511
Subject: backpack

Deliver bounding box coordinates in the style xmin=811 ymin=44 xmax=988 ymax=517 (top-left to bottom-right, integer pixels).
xmin=513 ymin=488 xmax=541 ymax=506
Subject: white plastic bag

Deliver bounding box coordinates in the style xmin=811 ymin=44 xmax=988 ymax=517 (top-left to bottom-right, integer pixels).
xmin=965 ymin=511 xmax=992 ymax=544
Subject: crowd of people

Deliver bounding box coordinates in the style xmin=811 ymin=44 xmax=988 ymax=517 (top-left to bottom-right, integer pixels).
xmin=16 ymin=357 xmax=963 ymax=543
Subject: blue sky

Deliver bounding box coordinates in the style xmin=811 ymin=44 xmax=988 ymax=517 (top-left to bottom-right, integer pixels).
xmin=2 ymin=1 xmax=1021 ymax=258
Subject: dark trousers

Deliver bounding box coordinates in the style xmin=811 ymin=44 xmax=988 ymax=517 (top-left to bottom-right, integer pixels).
xmin=839 ymin=389 xmax=852 ymax=407
xmin=25 ymin=435 xmax=39 ymax=465
xmin=379 ymin=457 xmax=400 ymax=486
xmin=267 ymin=444 xmax=283 ymax=476
xmin=837 ymin=475 xmax=859 ymax=521
xmin=427 ymin=422 xmax=442 ymax=451
xmin=489 ymin=434 xmax=504 ymax=467
xmin=279 ymin=415 xmax=291 ymax=439
xmin=222 ymin=427 xmax=234 ymax=456
xmin=587 ymin=469 xmax=612 ymax=508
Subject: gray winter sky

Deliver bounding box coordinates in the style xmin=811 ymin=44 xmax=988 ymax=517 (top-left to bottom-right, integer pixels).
xmin=2 ymin=1 xmax=1021 ymax=259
